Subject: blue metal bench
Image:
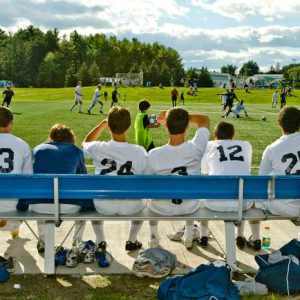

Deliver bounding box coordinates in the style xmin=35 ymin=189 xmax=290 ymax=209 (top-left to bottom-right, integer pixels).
xmin=0 ymin=174 xmax=299 ymax=275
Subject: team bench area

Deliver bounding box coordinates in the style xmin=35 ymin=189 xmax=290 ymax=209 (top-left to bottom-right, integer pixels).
xmin=0 ymin=174 xmax=299 ymax=275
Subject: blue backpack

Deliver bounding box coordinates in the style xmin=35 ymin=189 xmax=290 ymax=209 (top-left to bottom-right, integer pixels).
xmin=255 ymin=239 xmax=300 ymax=295
xmin=157 ymin=264 xmax=240 ymax=300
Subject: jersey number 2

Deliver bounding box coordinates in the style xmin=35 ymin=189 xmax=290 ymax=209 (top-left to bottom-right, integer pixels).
xmin=281 ymin=151 xmax=300 ymax=175
xmin=217 ymin=145 xmax=244 ymax=162
xmin=100 ymin=159 xmax=134 ymax=175
xmin=0 ymin=148 xmax=14 ymax=173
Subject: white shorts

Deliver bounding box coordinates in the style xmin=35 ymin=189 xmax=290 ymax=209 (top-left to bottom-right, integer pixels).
xmin=93 ymin=199 xmax=146 ymax=215
xmin=255 ymin=199 xmax=300 ymax=217
xmin=148 ymin=199 xmax=200 ymax=216
xmin=203 ymin=200 xmax=253 ymax=212
xmin=30 ymin=204 xmax=81 ymax=214
xmin=92 ymin=98 xmax=103 ymax=106
xmin=74 ymin=96 xmax=82 ymax=104
xmin=0 ymin=199 xmax=18 ymax=212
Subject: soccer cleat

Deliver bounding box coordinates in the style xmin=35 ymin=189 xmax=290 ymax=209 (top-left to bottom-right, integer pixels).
xmin=65 ymin=249 xmax=78 ymax=267
xmin=246 ymin=237 xmax=262 ymax=251
xmin=167 ymin=224 xmax=200 ymax=242
xmin=10 ymin=229 xmax=19 ymax=238
xmin=99 ymin=110 xmax=103 ymax=114
xmin=37 ymin=240 xmax=45 ymax=253
xmin=0 ymin=256 xmax=15 ymax=273
xmin=125 ymin=240 xmax=142 ymax=251
xmin=236 ymin=236 xmax=246 ymax=250
xmin=132 ymin=263 xmax=171 ymax=278
xmin=148 ymin=235 xmax=160 ymax=248
xmin=77 ymin=240 xmax=96 ymax=263
xmin=87 ymin=110 xmax=90 ymax=115
xmin=196 ymin=236 xmax=208 ymax=248
xmin=95 ymin=241 xmax=111 ymax=267
xmin=181 ymin=237 xmax=193 ymax=249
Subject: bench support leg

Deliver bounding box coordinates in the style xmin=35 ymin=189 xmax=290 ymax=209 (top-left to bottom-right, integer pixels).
xmin=224 ymin=221 xmax=237 ymax=272
xmin=44 ymin=221 xmax=55 ymax=275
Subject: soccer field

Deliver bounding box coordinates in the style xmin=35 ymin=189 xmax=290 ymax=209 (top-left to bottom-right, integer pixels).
xmin=8 ymin=87 xmax=300 ymax=174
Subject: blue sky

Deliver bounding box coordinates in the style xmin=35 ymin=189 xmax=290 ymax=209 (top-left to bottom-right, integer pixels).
xmin=0 ymin=0 xmax=299 ymax=72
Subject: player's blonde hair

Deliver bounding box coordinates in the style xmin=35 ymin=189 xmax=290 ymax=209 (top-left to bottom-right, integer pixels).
xmin=48 ymin=124 xmax=75 ymax=144
xmin=0 ymin=107 xmax=13 ymax=128
xmin=108 ymin=106 xmax=131 ymax=134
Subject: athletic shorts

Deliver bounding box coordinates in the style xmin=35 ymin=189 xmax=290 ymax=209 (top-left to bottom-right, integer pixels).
xmin=93 ymin=199 xmax=146 ymax=215
xmin=148 ymin=199 xmax=200 ymax=216
xmin=255 ymin=199 xmax=300 ymax=217
xmin=203 ymin=200 xmax=253 ymax=212
xmin=30 ymin=203 xmax=81 ymax=214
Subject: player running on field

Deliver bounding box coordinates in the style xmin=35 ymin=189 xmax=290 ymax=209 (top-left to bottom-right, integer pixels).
xmin=2 ymin=85 xmax=14 ymax=108
xmin=217 ymin=89 xmax=230 ymax=112
xmin=82 ymin=106 xmax=147 ymax=266
xmin=271 ymin=90 xmax=278 ymax=108
xmin=223 ymin=89 xmax=238 ymax=118
xmin=200 ymin=121 xmax=261 ymax=250
xmin=258 ymin=106 xmax=300 ymax=217
xmin=88 ymin=84 xmax=104 ymax=114
xmin=70 ymin=81 xmax=83 ymax=113
xmin=227 ymin=100 xmax=249 ymax=118
xmin=111 ymin=86 xmax=119 ymax=107
xmin=147 ymin=108 xmax=210 ymax=249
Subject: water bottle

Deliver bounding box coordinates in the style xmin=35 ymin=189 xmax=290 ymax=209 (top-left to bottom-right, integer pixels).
xmin=262 ymin=225 xmax=271 ymax=249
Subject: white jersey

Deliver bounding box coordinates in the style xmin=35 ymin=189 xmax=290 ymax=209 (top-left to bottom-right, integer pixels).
xmin=92 ymin=89 xmax=102 ymax=103
xmin=74 ymin=85 xmax=82 ymax=102
xmin=0 ymin=133 xmax=33 ymax=212
xmin=272 ymin=93 xmax=278 ymax=103
xmin=146 ymin=128 xmax=210 ymax=215
xmin=83 ymin=140 xmax=147 ymax=215
xmin=258 ymin=132 xmax=300 ymax=216
xmin=232 ymin=102 xmax=246 ymax=116
xmin=201 ymin=139 xmax=252 ymax=212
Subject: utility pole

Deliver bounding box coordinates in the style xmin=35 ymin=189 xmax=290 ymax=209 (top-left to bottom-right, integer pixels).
xmin=292 ymin=58 xmax=297 ymax=89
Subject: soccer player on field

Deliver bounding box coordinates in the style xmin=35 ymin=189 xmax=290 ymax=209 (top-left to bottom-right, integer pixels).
xmin=271 ymin=90 xmax=278 ymax=108
xmin=146 ymin=108 xmax=210 ymax=249
xmin=88 ymin=84 xmax=104 ymax=114
xmin=217 ymin=89 xmax=229 ymax=112
xmin=134 ymin=100 xmax=160 ymax=152
xmin=223 ymin=89 xmax=238 ymax=118
xmin=200 ymin=121 xmax=261 ymax=250
xmin=258 ymin=106 xmax=300 ymax=217
xmin=30 ymin=124 xmax=102 ymax=253
xmin=70 ymin=81 xmax=83 ymax=113
xmin=111 ymin=86 xmax=119 ymax=107
xmin=82 ymin=106 xmax=147 ymax=264
xmin=0 ymin=107 xmax=32 ymax=235
xmin=228 ymin=100 xmax=249 ymax=118
xmin=2 ymin=85 xmax=15 ymax=108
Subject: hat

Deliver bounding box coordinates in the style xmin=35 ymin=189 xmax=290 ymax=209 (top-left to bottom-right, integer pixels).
xmin=0 ymin=266 xmax=10 ymax=282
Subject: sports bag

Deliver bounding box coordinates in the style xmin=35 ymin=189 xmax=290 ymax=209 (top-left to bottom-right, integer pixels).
xmin=255 ymin=239 xmax=300 ymax=295
xmin=157 ymin=264 xmax=240 ymax=300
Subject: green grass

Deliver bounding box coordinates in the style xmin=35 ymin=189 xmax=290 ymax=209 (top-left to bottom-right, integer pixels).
xmin=5 ymin=86 xmax=300 ymax=174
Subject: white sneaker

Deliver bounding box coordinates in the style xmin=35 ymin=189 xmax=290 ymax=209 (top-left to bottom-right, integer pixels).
xmin=181 ymin=237 xmax=193 ymax=249
xmin=167 ymin=224 xmax=200 ymax=242
xmin=149 ymin=235 xmax=160 ymax=248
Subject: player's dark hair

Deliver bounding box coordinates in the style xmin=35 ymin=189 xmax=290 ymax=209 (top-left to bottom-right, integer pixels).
xmin=139 ymin=99 xmax=150 ymax=112
xmin=108 ymin=106 xmax=131 ymax=134
xmin=48 ymin=124 xmax=75 ymax=144
xmin=166 ymin=108 xmax=189 ymax=135
xmin=0 ymin=107 xmax=13 ymax=127
xmin=214 ymin=121 xmax=235 ymax=140
xmin=278 ymin=106 xmax=300 ymax=134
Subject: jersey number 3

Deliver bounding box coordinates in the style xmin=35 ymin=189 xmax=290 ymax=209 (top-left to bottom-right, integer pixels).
xmin=217 ymin=145 xmax=244 ymax=162
xmin=0 ymin=148 xmax=14 ymax=173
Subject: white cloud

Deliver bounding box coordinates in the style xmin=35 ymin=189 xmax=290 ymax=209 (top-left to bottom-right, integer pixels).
xmin=191 ymin=0 xmax=300 ymax=21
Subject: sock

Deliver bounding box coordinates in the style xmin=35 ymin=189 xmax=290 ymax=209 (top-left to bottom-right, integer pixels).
xmin=128 ymin=221 xmax=143 ymax=242
xmin=149 ymin=220 xmax=159 ymax=240
xmin=249 ymin=220 xmax=260 ymax=240
xmin=236 ymin=221 xmax=245 ymax=237
xmin=184 ymin=220 xmax=194 ymax=241
xmin=200 ymin=220 xmax=209 ymax=237
xmin=37 ymin=220 xmax=45 ymax=242
xmin=73 ymin=221 xmax=86 ymax=242
xmin=79 ymin=104 xmax=82 ymax=112
xmin=91 ymin=220 xmax=105 ymax=244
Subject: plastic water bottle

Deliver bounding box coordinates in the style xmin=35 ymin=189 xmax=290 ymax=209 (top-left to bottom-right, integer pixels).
xmin=262 ymin=226 xmax=271 ymax=249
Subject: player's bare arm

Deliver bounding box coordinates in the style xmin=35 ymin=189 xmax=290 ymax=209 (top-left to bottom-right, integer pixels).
xmin=156 ymin=111 xmax=167 ymax=125
xmin=146 ymin=123 xmax=161 ymax=129
xmin=189 ymin=114 xmax=210 ymax=129
xmin=82 ymin=119 xmax=108 ymax=143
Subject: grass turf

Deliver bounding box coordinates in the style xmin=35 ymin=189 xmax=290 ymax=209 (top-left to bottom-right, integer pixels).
xmin=5 ymin=86 xmax=300 ymax=174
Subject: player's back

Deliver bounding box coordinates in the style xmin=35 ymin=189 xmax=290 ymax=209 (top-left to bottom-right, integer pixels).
xmin=259 ymin=132 xmax=300 ymax=175
xmin=201 ymin=140 xmax=252 ymax=175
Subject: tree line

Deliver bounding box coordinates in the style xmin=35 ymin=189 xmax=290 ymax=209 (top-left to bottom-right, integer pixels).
xmin=0 ymin=25 xmax=298 ymax=88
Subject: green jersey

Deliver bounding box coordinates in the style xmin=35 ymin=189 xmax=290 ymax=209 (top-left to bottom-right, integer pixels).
xmin=134 ymin=112 xmax=152 ymax=150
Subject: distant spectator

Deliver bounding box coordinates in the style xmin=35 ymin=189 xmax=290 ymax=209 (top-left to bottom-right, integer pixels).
xmin=178 ymin=91 xmax=185 ymax=105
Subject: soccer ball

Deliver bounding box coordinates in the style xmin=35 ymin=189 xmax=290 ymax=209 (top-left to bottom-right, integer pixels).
xmin=261 ymin=116 xmax=267 ymax=121
xmin=149 ymin=114 xmax=157 ymax=125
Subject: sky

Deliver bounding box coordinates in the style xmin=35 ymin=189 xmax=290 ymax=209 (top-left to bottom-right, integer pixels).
xmin=0 ymin=0 xmax=300 ymax=72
